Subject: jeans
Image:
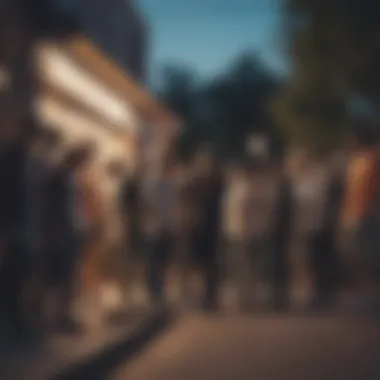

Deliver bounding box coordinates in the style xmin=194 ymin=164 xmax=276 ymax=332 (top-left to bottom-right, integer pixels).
xmin=225 ymin=238 xmax=253 ymax=307
xmin=46 ymin=232 xmax=84 ymax=321
xmin=193 ymin=233 xmax=220 ymax=309
xmin=308 ymin=232 xmax=338 ymax=308
xmin=146 ymin=231 xmax=172 ymax=302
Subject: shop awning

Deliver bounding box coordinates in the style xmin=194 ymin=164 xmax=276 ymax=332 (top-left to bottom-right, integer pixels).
xmin=52 ymin=36 xmax=180 ymax=132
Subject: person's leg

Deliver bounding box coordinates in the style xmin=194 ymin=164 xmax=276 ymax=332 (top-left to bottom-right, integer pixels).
xmin=6 ymin=242 xmax=32 ymax=333
xmin=146 ymin=238 xmax=155 ymax=302
xmin=121 ymin=224 xmax=139 ymax=300
xmin=224 ymin=239 xmax=238 ymax=308
xmin=147 ymin=234 xmax=166 ymax=304
xmin=309 ymin=233 xmax=330 ymax=310
xmin=308 ymin=235 xmax=319 ymax=308
xmin=55 ymin=257 xmax=83 ymax=334
xmin=258 ymin=238 xmax=274 ymax=308
xmin=1 ymin=252 xmax=23 ymax=331
xmin=59 ymin=267 xmax=76 ymax=323
xmin=55 ymin=237 xmax=82 ymax=331
xmin=177 ymin=234 xmax=193 ymax=306
xmin=236 ymin=240 xmax=254 ymax=310
xmin=202 ymin=239 xmax=220 ymax=310
xmin=319 ymin=237 xmax=338 ymax=309
xmin=161 ymin=232 xmax=173 ymax=302
xmin=250 ymin=239 xmax=263 ymax=307
xmin=272 ymin=243 xmax=290 ymax=311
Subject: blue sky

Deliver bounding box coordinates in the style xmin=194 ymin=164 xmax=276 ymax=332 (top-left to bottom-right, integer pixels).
xmin=139 ymin=0 xmax=287 ymax=84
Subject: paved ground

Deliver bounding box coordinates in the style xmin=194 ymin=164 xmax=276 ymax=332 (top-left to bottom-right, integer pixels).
xmin=0 ymin=311 xmax=149 ymax=380
xmin=113 ymin=313 xmax=380 ymax=380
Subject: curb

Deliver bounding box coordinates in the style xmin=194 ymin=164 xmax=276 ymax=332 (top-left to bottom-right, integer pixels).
xmin=49 ymin=310 xmax=172 ymax=380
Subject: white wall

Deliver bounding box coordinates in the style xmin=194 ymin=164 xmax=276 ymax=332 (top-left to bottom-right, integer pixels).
xmin=35 ymin=96 xmax=132 ymax=167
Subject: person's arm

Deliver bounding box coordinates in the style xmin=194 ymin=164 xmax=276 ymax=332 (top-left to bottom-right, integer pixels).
xmin=339 ymin=154 xmax=373 ymax=229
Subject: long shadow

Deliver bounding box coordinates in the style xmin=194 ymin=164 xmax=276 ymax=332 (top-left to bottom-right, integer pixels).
xmin=50 ymin=311 xmax=172 ymax=380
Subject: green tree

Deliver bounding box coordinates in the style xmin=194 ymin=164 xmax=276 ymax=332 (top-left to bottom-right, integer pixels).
xmin=274 ymin=0 xmax=380 ymax=151
xmin=158 ymin=53 xmax=281 ymax=159
xmin=204 ymin=53 xmax=280 ymax=157
xmin=157 ymin=65 xmax=202 ymax=159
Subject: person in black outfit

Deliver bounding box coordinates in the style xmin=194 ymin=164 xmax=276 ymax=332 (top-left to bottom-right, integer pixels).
xmin=143 ymin=157 xmax=176 ymax=306
xmin=272 ymin=167 xmax=293 ymax=311
xmin=310 ymin=167 xmax=344 ymax=310
xmin=43 ymin=145 xmax=94 ymax=331
xmin=192 ymin=147 xmax=224 ymax=310
xmin=121 ymin=169 xmax=142 ymax=260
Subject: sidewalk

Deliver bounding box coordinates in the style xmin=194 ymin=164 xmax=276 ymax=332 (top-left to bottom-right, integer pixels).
xmin=0 ymin=309 xmax=164 ymax=380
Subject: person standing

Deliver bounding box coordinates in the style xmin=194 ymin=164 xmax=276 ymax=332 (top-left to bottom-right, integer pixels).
xmin=222 ymin=161 xmax=254 ymax=310
xmin=44 ymin=144 xmax=94 ymax=332
xmin=142 ymin=154 xmax=175 ymax=307
xmin=271 ymin=163 xmax=294 ymax=311
xmin=192 ymin=146 xmax=224 ymax=310
xmin=247 ymin=161 xmax=278 ymax=309
xmin=172 ymin=159 xmax=199 ymax=306
xmin=299 ymin=155 xmax=344 ymax=311
xmin=312 ymin=158 xmax=344 ymax=310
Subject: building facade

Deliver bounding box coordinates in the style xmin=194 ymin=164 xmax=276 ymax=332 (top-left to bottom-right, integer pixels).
xmin=0 ymin=1 xmax=179 ymax=305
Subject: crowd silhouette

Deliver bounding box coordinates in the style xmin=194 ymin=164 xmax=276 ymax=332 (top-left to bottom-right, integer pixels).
xmin=1 ymin=120 xmax=380 ymax=339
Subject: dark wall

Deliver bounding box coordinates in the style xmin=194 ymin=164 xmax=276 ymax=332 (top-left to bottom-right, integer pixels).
xmin=19 ymin=0 xmax=82 ymax=37
xmin=0 ymin=0 xmax=81 ymax=141
xmin=81 ymin=0 xmax=148 ymax=82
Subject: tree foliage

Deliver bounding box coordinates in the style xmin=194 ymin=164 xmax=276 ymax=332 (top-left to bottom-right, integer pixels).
xmin=274 ymin=0 xmax=380 ymax=151
xmin=157 ymin=53 xmax=281 ymax=159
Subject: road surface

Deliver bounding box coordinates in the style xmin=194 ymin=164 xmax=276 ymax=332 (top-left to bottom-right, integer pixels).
xmin=113 ymin=313 xmax=380 ymax=380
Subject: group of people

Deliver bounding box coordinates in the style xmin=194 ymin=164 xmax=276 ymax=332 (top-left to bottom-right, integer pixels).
xmin=1 ymin=121 xmax=380 ymax=337
xmin=140 ymin=147 xmax=224 ymax=310
xmin=137 ymin=126 xmax=380 ymax=313
xmin=138 ymin=147 xmax=323 ymax=312
xmin=135 ymin=145 xmax=334 ymax=311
